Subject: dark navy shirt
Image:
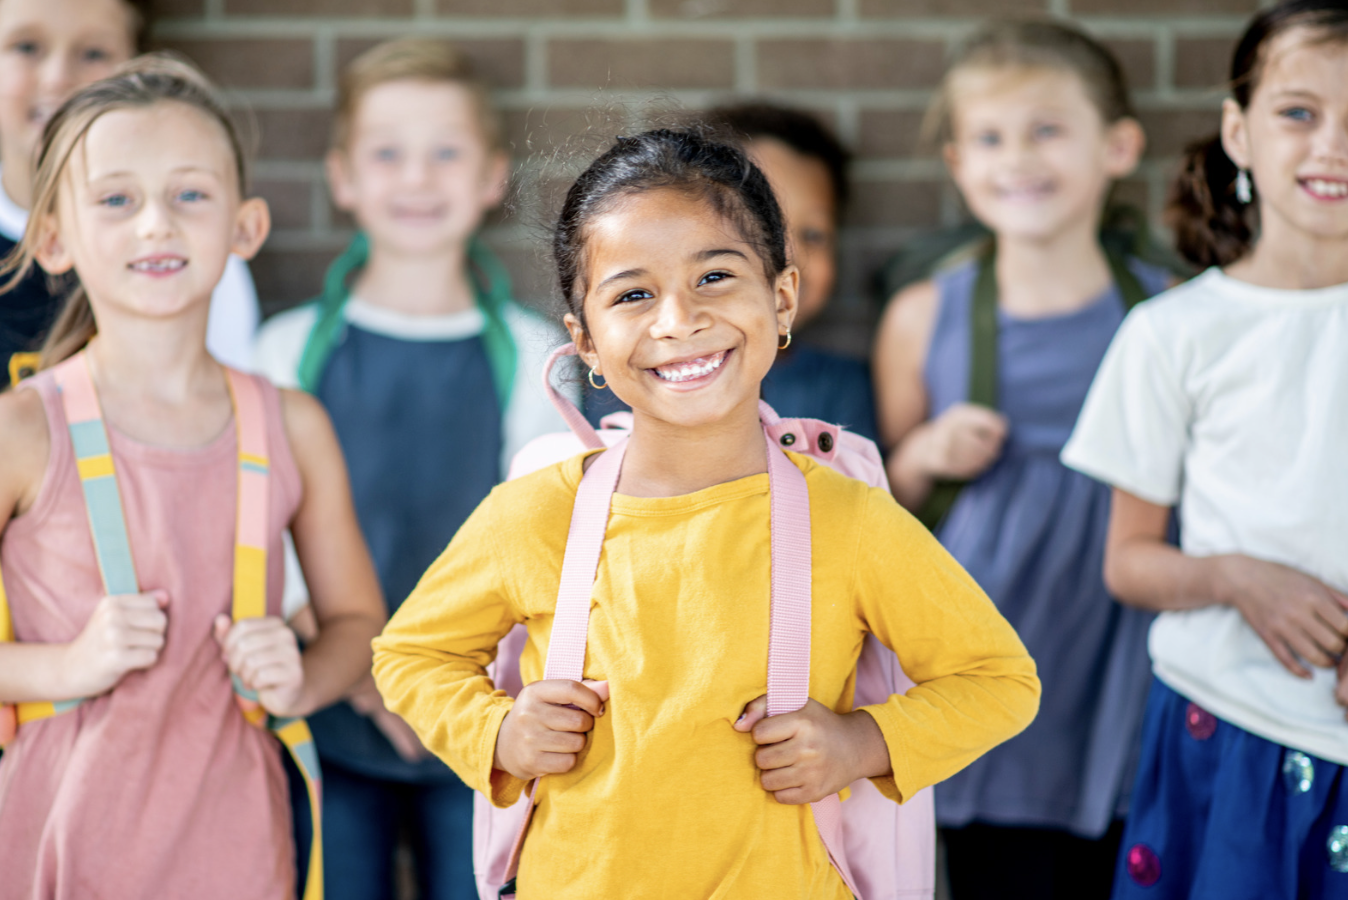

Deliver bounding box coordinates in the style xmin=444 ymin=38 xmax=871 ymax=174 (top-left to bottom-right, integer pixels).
xmin=308 ymin=317 xmax=502 ymax=784
xmin=0 ymin=234 xmax=64 ymax=389
xmin=583 ymin=342 xmax=878 ymax=444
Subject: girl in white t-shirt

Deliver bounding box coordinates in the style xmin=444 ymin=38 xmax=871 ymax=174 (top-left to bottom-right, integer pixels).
xmin=1062 ymin=2 xmax=1348 ymax=897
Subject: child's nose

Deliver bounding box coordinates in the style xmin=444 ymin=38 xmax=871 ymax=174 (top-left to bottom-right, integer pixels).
xmin=135 ymin=199 xmax=176 ymax=239
xmin=650 ymin=290 xmax=709 ymax=340
xmin=38 ymin=50 xmax=79 ymax=100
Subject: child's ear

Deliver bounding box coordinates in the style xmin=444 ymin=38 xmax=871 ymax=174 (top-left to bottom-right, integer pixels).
xmin=775 ymin=264 xmax=800 ymax=333
xmin=1104 ymin=117 xmax=1146 ymax=179
xmin=32 ymin=217 xmax=73 ymax=276
xmin=230 ymin=197 xmax=271 ymax=261
xmin=325 ymin=149 xmax=356 ymax=212
xmin=1219 ymin=98 xmax=1252 ymax=171
xmin=563 ymin=312 xmax=599 ymax=370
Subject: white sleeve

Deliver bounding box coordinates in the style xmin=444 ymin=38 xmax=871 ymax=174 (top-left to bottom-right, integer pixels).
xmin=207 ymin=255 xmax=261 ymax=371
xmin=1061 ymin=306 xmax=1192 ymax=507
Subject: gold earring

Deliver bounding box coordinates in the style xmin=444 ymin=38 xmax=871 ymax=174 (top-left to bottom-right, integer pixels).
xmin=778 ymin=330 xmax=792 ymax=351
xmin=588 ymin=367 xmax=608 ymax=390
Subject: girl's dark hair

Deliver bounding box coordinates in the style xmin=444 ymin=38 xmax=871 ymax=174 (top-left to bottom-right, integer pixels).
xmin=1169 ymin=0 xmax=1348 ymax=268
xmin=553 ymin=128 xmax=787 ymax=330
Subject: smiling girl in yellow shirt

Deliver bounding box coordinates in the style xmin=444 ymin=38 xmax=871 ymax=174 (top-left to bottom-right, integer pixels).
xmin=373 ymin=128 xmax=1040 ymax=899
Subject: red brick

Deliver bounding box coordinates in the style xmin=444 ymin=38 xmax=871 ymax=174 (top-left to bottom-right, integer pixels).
xmin=253 ymin=179 xmax=313 ymax=231
xmin=433 ymin=0 xmax=622 ymax=16
xmin=161 ymin=39 xmax=313 ymax=90
xmin=860 ymin=0 xmax=1046 ymax=15
xmin=224 ymin=0 xmax=411 ymax=16
xmin=1104 ymin=39 xmax=1155 ymax=94
xmin=1174 ymin=38 xmax=1236 ymax=90
xmin=857 ymin=109 xmax=937 ymax=159
xmin=650 ymin=0 xmax=834 ymax=18
xmin=252 ymin=247 xmax=343 ymax=316
xmin=548 ymin=39 xmax=736 ymax=90
xmin=250 ymin=108 xmax=334 ymax=160
xmin=1138 ymin=107 xmax=1222 ymax=157
xmin=1069 ymin=0 xmax=1259 ymax=13
xmin=757 ymin=39 xmax=945 ymax=91
xmin=846 ymin=179 xmax=943 ymax=228
xmin=335 ymin=38 xmax=526 ymax=89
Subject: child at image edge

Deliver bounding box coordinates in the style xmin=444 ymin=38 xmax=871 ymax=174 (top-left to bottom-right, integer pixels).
xmin=873 ymin=21 xmax=1166 ymax=900
xmin=0 ymin=57 xmax=384 ymax=898
xmin=372 ymin=128 xmax=1040 ymax=899
xmin=1062 ymin=2 xmax=1348 ymax=896
xmin=0 ymin=0 xmax=259 ymax=387
xmin=253 ymin=39 xmax=567 ymax=900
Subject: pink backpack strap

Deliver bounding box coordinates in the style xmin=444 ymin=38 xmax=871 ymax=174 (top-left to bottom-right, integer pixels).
xmin=541 ymin=344 xmax=604 ymax=451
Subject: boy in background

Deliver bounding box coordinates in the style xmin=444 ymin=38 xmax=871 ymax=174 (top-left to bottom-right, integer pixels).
xmin=253 ymin=39 xmax=564 ymax=900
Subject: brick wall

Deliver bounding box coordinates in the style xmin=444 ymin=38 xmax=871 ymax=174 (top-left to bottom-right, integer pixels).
xmin=152 ymin=0 xmax=1260 ymax=349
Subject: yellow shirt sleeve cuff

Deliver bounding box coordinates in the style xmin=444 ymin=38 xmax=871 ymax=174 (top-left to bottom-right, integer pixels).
xmin=477 ymin=698 xmax=528 ymax=807
xmin=857 ymin=704 xmax=912 ymax=804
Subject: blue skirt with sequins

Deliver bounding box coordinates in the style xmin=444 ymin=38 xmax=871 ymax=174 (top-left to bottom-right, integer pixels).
xmin=1112 ymin=679 xmax=1348 ymax=899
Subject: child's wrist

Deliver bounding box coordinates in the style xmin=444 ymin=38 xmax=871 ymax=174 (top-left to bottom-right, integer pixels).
xmin=846 ymin=709 xmax=892 ymax=781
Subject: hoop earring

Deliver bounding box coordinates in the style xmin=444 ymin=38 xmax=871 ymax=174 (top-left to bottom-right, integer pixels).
xmin=1236 ymin=169 xmax=1253 ymax=205
xmin=588 ymin=367 xmax=608 ymax=390
xmin=778 ymin=330 xmax=792 ymax=351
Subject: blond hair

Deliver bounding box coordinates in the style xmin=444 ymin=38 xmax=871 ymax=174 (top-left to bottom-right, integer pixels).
xmin=0 ymin=54 xmax=250 ymax=369
xmin=333 ymin=38 xmax=503 ymax=152
xmin=925 ymin=19 xmax=1137 ymax=147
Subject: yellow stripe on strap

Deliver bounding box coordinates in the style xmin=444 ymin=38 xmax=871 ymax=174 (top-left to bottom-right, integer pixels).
xmin=17 ymin=701 xmax=57 ymax=724
xmin=232 ymin=545 xmax=267 ymax=621
xmin=76 ymin=455 xmax=115 ymax=481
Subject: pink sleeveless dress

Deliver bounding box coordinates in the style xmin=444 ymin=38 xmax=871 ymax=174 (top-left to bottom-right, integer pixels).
xmin=0 ymin=370 xmax=301 ymax=899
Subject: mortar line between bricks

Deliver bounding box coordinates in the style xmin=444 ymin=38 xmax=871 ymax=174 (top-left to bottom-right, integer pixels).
xmin=734 ymin=35 xmax=755 ymax=94
xmin=836 ymin=0 xmax=857 ymax=23
xmin=413 ymin=0 xmax=436 ymax=19
xmin=525 ymin=29 xmax=548 ymax=94
xmin=626 ymin=0 xmax=649 ymax=25
xmin=1156 ymin=26 xmax=1176 ymax=100
xmin=202 ymin=0 xmax=224 ymax=21
xmin=313 ymin=27 xmax=335 ymax=94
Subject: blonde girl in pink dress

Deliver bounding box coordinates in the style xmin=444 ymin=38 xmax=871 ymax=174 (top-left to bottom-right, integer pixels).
xmin=0 ymin=57 xmax=385 ymax=899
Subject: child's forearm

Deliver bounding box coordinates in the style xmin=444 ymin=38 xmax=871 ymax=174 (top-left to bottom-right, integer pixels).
xmin=292 ymin=610 xmax=384 ymax=717
xmin=0 ymin=641 xmax=83 ymax=704
xmin=1104 ymin=536 xmax=1232 ymax=612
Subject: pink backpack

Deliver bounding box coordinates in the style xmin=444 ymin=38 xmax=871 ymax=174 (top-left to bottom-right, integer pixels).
xmin=474 ymin=344 xmax=936 ymax=900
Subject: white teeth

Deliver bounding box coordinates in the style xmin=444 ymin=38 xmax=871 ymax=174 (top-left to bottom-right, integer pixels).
xmin=653 ymin=351 xmax=726 ymax=383
xmin=1306 ymin=179 xmax=1348 ymax=199
xmin=132 ymin=259 xmax=185 ymax=272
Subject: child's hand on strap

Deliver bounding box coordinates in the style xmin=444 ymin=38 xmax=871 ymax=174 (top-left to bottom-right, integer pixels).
xmin=1217 ymin=556 xmax=1348 ymax=679
xmin=64 ymin=590 xmax=170 ymax=697
xmin=213 ymin=615 xmax=306 ymax=718
xmin=920 ymin=403 xmax=1008 ymax=481
xmin=493 ymin=679 xmax=609 ymax=781
xmin=734 ymin=695 xmax=891 ymax=805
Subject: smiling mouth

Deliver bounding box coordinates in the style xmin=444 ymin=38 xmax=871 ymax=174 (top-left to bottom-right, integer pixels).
xmin=997 ymin=181 xmax=1056 ymax=201
xmin=651 ymin=350 xmax=728 ymax=383
xmin=1301 ymin=178 xmax=1348 ymax=200
xmin=129 ymin=258 xmax=187 ymax=273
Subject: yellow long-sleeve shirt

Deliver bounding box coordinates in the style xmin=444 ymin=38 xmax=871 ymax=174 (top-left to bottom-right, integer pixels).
xmin=373 ymin=450 xmax=1039 ymax=899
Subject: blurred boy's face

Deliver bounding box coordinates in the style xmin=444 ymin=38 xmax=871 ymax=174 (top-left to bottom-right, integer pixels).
xmin=745 ymin=137 xmax=837 ymax=331
xmin=327 ymin=80 xmax=507 ymax=258
xmin=0 ymin=0 xmax=136 ymax=204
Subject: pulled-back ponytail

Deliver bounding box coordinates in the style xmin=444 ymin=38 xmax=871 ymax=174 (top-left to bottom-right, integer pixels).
xmin=1166 ymin=0 xmax=1348 ymax=268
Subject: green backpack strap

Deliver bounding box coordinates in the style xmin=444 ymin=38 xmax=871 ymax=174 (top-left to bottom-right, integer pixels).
xmin=914 ymin=246 xmax=1147 ymax=532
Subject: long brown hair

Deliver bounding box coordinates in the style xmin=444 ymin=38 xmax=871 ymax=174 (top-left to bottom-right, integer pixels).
xmin=0 ymin=54 xmax=250 ymax=369
xmin=1168 ymin=1 xmax=1348 ymax=269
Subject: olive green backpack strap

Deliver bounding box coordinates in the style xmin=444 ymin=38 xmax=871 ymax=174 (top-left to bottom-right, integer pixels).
xmin=915 ymin=245 xmax=999 ymax=532
xmin=914 ymin=247 xmax=1147 ymax=532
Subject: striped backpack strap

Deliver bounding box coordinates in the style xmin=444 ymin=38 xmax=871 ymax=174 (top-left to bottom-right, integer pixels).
xmin=223 ymin=368 xmax=324 ymax=900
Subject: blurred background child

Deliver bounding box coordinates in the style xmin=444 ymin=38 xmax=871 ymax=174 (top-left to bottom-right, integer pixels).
xmin=1064 ymin=2 xmax=1348 ymax=896
xmin=0 ymin=57 xmax=383 ymax=898
xmin=0 ymin=0 xmax=260 ymax=386
xmin=585 ymin=102 xmax=877 ymax=442
xmin=252 ymin=38 xmax=565 ymax=900
xmin=873 ymin=21 xmax=1166 ymax=900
